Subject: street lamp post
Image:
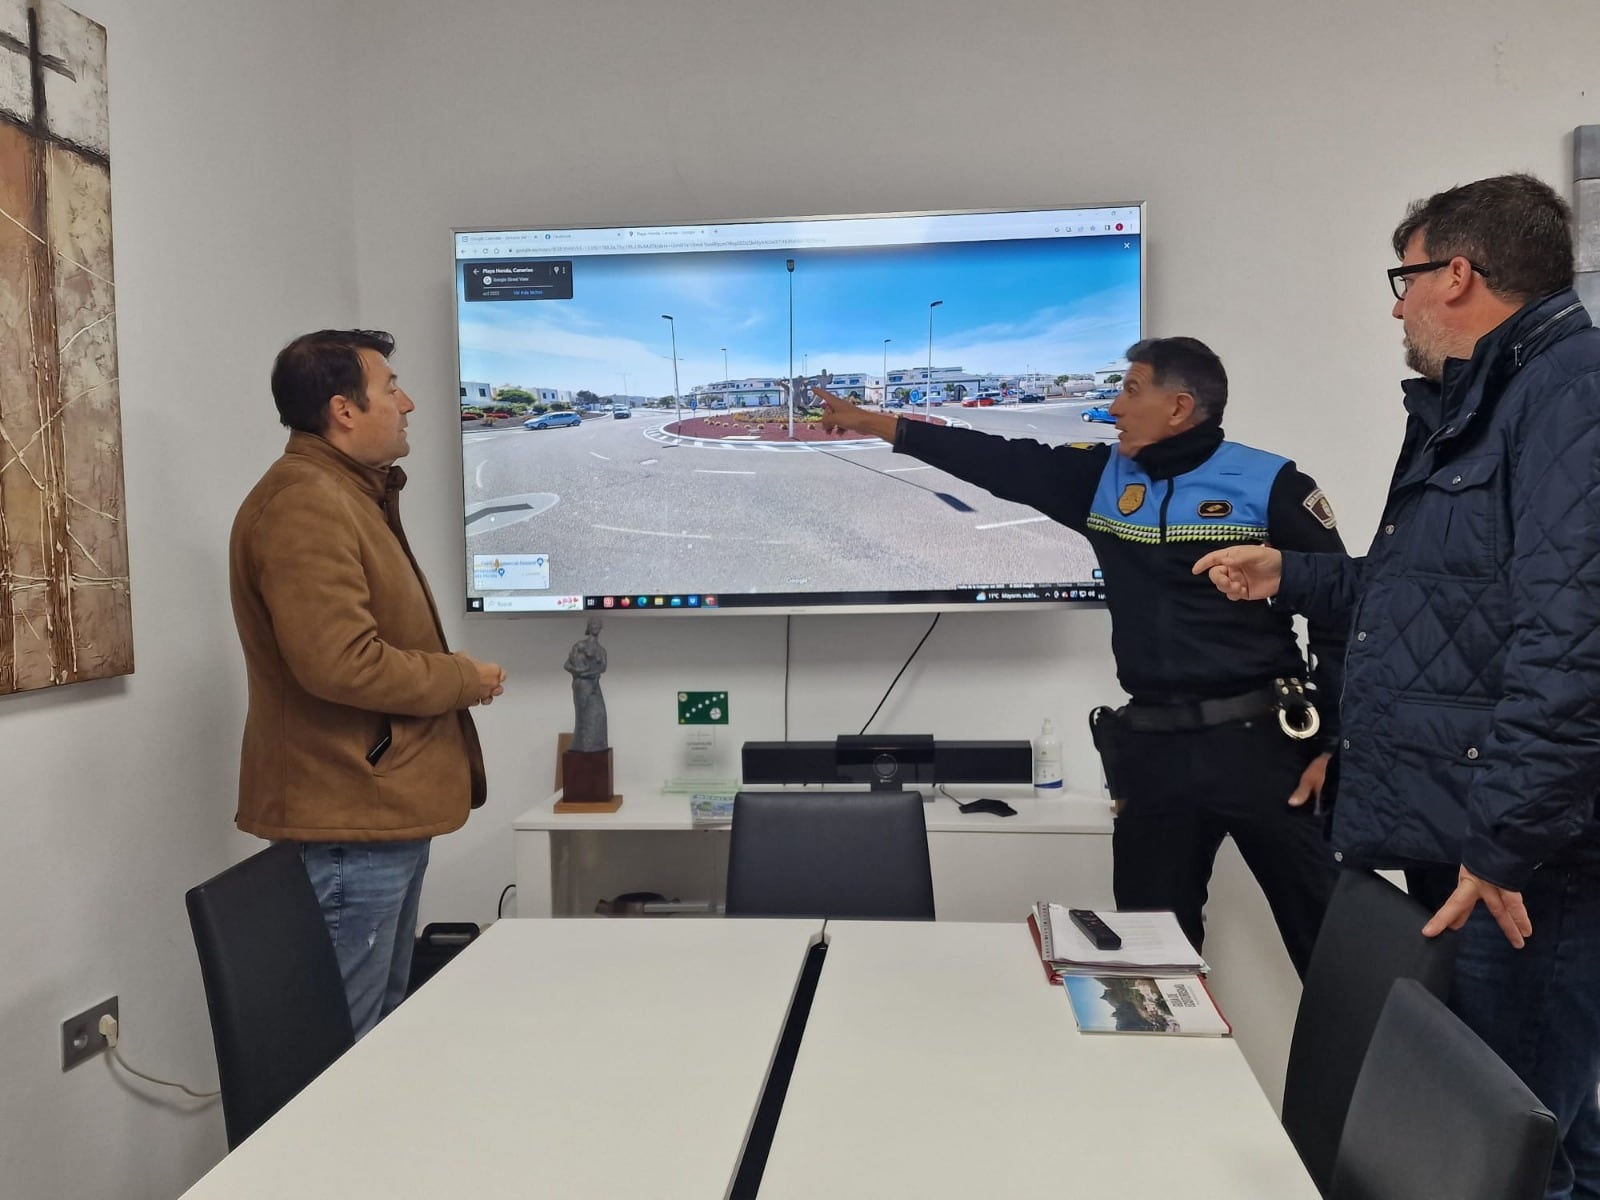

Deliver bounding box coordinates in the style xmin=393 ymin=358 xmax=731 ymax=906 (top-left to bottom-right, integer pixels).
xmin=883 ymin=338 xmax=891 ymax=406
xmin=786 ymin=259 xmax=795 ymax=438
xmin=721 ymin=347 xmax=728 ymax=384
xmin=661 ymin=314 xmax=681 ymax=436
xmin=927 ymin=300 xmax=944 ymax=412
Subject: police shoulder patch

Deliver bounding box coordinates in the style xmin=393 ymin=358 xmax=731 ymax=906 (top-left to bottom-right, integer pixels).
xmin=1197 ymin=499 xmax=1233 ymax=519
xmin=1068 ymin=442 xmax=1097 ymax=450
xmin=1302 ymin=488 xmax=1337 ymax=529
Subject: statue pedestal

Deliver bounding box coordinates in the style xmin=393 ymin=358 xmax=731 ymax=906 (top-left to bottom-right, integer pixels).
xmin=554 ymin=747 xmax=622 ymax=813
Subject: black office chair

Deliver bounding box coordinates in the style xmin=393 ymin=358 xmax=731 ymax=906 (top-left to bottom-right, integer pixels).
xmin=725 ymin=791 xmax=935 ymax=919
xmin=186 ymin=843 xmax=354 ymax=1149
xmin=1281 ymin=870 xmax=1458 ymax=1195
xmin=1328 ymin=979 xmax=1556 ymax=1200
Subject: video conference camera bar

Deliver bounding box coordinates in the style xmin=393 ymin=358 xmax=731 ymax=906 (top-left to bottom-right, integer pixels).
xmin=741 ymin=735 xmax=1031 ymax=793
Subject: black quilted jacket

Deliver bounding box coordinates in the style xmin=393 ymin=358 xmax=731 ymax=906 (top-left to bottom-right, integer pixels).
xmin=1281 ymin=289 xmax=1600 ymax=888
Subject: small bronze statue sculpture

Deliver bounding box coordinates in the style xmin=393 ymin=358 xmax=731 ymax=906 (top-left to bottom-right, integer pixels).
xmin=557 ymin=615 xmax=620 ymax=810
xmin=565 ymin=615 xmax=608 ymax=752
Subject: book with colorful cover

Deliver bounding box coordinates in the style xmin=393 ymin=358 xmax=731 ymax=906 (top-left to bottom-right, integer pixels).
xmin=1063 ymin=973 xmax=1231 ymax=1036
xmin=688 ymin=794 xmax=736 ymax=827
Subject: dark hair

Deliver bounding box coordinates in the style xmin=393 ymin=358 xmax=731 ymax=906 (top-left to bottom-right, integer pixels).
xmin=1125 ymin=336 xmax=1228 ymax=422
xmin=270 ymin=329 xmax=396 ymax=434
xmin=1391 ymin=174 xmax=1573 ymax=304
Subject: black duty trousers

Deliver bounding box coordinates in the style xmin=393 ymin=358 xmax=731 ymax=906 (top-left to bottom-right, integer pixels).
xmin=1102 ymin=716 xmax=1337 ymax=979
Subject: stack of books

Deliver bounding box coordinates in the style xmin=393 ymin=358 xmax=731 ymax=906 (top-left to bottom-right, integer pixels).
xmin=1028 ymin=902 xmax=1230 ymax=1037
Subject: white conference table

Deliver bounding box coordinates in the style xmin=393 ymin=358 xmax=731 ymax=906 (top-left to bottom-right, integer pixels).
xmin=761 ymin=921 xmax=1319 ymax=1199
xmin=178 ymin=918 xmax=1315 ymax=1199
xmin=176 ymin=918 xmax=818 ymax=1200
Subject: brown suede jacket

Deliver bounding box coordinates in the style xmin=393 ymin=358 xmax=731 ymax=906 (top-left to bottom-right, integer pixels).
xmin=229 ymin=432 xmax=486 ymax=841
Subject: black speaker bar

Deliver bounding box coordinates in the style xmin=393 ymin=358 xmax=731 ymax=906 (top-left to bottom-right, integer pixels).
xmin=741 ymin=737 xmax=1031 ymax=787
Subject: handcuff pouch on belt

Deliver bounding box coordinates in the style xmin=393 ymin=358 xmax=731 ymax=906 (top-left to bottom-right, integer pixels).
xmin=1272 ymin=676 xmax=1321 ymax=741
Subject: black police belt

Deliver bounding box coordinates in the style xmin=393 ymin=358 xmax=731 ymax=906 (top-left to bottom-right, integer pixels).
xmin=1120 ymin=677 xmax=1321 ymax=740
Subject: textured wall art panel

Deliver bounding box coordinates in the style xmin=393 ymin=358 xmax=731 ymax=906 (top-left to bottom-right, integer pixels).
xmin=0 ymin=0 xmax=130 ymax=694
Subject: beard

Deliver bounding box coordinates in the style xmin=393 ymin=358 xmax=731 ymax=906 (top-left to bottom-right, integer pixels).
xmin=1402 ymin=309 xmax=1448 ymax=380
xmin=1403 ymin=335 xmax=1444 ymax=380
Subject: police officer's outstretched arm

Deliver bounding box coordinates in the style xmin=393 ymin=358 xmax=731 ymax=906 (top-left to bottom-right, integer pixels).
xmin=815 ymin=387 xmax=1108 ymax=531
xmin=816 ymin=387 xmax=899 ymax=442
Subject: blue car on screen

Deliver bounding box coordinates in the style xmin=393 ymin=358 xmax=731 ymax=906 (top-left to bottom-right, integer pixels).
xmin=1081 ymin=405 xmax=1115 ymax=424
xmin=524 ymin=411 xmax=582 ymax=430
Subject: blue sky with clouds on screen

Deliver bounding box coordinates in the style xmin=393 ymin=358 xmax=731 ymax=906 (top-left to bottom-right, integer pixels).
xmin=457 ymin=235 xmax=1140 ymax=397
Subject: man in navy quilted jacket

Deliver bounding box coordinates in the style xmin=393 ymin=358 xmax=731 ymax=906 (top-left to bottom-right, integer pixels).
xmin=1197 ymin=174 xmax=1600 ymax=1200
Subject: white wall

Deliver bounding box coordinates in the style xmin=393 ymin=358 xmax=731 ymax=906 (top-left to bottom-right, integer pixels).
xmin=0 ymin=2 xmax=358 ymax=1197
xmin=3 ymin=0 xmax=1598 ymax=1196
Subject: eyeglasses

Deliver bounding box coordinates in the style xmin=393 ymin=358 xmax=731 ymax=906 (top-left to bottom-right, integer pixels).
xmin=1388 ymin=259 xmax=1491 ymax=300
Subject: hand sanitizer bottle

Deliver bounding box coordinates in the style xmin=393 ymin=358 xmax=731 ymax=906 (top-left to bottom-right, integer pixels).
xmin=1033 ymin=718 xmax=1063 ymax=794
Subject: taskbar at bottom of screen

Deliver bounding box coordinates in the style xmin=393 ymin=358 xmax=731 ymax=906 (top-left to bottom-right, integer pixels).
xmin=468 ymin=585 xmax=1106 ymax=614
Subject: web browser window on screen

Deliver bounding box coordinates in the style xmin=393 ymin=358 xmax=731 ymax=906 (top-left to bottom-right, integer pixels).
xmin=453 ymin=205 xmax=1141 ymax=617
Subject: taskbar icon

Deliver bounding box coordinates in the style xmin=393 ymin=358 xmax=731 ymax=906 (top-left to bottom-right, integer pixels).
xmin=587 ymin=593 xmax=719 ymax=611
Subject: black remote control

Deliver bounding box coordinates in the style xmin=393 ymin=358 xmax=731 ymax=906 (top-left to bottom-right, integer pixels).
xmin=1068 ymin=908 xmax=1122 ymax=951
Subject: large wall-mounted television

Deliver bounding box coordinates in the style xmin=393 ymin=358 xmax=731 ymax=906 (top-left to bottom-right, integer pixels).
xmin=453 ymin=203 xmax=1142 ymax=616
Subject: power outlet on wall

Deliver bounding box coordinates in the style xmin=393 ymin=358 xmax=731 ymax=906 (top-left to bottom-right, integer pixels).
xmin=61 ymin=996 xmax=118 ymax=1072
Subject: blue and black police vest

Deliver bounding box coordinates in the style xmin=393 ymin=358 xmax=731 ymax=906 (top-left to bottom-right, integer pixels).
xmin=1086 ymin=441 xmax=1286 ymax=546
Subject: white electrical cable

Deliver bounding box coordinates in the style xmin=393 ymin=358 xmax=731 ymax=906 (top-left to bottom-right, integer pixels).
xmin=98 ymin=1015 xmax=220 ymax=1099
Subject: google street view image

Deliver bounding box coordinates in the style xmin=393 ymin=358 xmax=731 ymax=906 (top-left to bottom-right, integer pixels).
xmin=454 ymin=208 xmax=1141 ymax=613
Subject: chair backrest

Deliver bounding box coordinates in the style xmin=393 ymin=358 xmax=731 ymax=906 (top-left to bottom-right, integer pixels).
xmin=1282 ymin=870 xmax=1457 ymax=1194
xmin=1328 ymin=979 xmax=1556 ymax=1200
xmin=725 ymin=791 xmax=935 ymax=919
xmin=186 ymin=842 xmax=354 ymax=1149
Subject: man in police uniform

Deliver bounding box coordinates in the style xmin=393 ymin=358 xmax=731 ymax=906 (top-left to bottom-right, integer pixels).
xmin=816 ymin=337 xmax=1346 ymax=977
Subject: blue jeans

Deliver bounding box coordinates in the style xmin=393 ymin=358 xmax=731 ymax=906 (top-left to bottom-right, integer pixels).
xmin=1411 ymin=863 xmax=1600 ymax=1199
xmin=299 ymin=840 xmax=430 ymax=1040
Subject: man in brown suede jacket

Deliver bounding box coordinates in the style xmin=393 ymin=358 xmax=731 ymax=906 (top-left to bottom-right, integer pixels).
xmin=229 ymin=329 xmax=506 ymax=1037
